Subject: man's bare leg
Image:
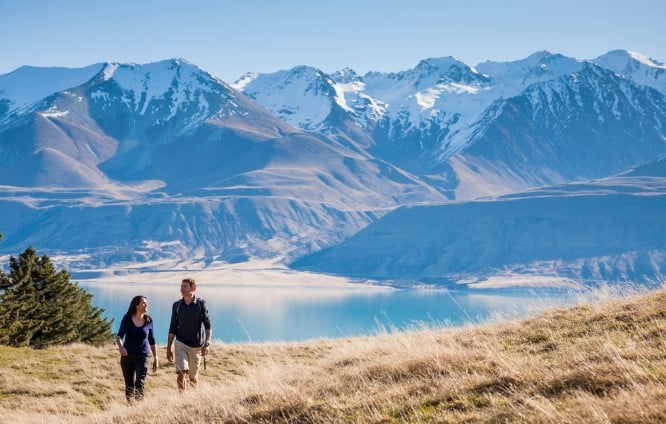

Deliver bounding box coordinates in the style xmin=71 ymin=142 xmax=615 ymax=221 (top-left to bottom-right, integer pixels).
xmin=177 ymin=371 xmax=187 ymax=392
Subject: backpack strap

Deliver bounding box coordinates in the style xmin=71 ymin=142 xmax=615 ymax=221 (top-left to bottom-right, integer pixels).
xmin=173 ymin=299 xmax=183 ymax=316
xmin=174 ymin=298 xmax=204 ymax=320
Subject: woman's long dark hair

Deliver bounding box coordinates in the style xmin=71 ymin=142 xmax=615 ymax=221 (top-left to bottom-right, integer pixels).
xmin=126 ymin=295 xmax=152 ymax=323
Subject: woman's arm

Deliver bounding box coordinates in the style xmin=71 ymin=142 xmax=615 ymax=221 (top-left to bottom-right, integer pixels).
xmin=150 ymin=343 xmax=158 ymax=372
xmin=116 ymin=314 xmax=129 ymax=356
xmin=148 ymin=324 xmax=158 ymax=372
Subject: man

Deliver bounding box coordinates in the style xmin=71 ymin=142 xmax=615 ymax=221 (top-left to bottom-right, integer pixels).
xmin=166 ymin=277 xmax=212 ymax=391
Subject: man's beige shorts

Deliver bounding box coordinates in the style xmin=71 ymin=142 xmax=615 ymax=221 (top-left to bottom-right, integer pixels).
xmin=174 ymin=339 xmax=202 ymax=379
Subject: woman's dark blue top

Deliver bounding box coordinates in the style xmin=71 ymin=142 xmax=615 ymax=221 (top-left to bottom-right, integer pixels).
xmin=117 ymin=314 xmax=156 ymax=355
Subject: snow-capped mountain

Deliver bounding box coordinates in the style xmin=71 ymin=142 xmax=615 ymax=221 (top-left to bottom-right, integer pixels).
xmin=451 ymin=62 xmax=666 ymax=198
xmin=233 ymin=56 xmax=497 ymax=172
xmin=0 ymin=58 xmax=273 ymax=189
xmin=594 ymin=49 xmax=666 ymax=94
xmin=0 ymin=58 xmax=444 ymax=265
xmin=235 ymin=50 xmax=666 ymax=199
xmin=233 ymin=66 xmax=341 ymax=133
xmin=1 ymin=50 xmax=665 ymax=285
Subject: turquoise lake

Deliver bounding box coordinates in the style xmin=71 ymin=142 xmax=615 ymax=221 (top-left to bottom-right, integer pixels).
xmin=82 ymin=283 xmax=580 ymax=345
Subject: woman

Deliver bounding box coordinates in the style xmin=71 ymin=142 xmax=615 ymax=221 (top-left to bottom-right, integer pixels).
xmin=116 ymin=295 xmax=158 ymax=402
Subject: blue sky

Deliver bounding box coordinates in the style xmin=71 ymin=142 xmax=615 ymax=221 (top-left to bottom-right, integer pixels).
xmin=1 ymin=0 xmax=664 ymax=83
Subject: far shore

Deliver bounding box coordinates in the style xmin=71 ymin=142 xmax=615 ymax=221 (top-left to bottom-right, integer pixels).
xmin=73 ymin=259 xmax=588 ymax=293
xmin=72 ymin=259 xmax=394 ymax=291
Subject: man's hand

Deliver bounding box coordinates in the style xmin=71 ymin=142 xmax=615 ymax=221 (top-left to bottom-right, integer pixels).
xmin=166 ymin=347 xmax=174 ymax=362
xmin=201 ymin=344 xmax=210 ymax=356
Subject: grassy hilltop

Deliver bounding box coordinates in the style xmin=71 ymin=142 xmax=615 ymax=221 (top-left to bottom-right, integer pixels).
xmin=1 ymin=286 xmax=665 ymax=423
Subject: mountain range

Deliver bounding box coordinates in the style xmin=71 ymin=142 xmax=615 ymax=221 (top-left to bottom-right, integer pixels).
xmin=1 ymin=50 xmax=665 ymax=287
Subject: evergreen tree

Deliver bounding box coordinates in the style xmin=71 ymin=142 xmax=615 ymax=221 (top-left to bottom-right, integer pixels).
xmin=0 ymin=246 xmax=113 ymax=348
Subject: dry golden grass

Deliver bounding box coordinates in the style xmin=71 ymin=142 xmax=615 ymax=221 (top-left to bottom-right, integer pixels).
xmin=1 ymin=286 xmax=665 ymax=423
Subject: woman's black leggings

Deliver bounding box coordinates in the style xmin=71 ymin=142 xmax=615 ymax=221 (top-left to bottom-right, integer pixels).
xmin=120 ymin=354 xmax=150 ymax=401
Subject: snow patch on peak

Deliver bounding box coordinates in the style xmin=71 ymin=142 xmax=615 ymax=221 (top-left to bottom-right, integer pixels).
xmin=237 ymin=66 xmax=334 ymax=131
xmin=597 ymin=49 xmax=666 ymax=70
xmin=170 ymin=57 xmax=196 ymax=68
xmin=594 ymin=49 xmax=666 ymax=93
xmin=330 ymin=68 xmax=371 ymax=114
xmin=102 ymin=63 xmax=120 ymax=81
xmin=284 ymin=66 xmax=330 ymax=86
xmin=111 ymin=60 xmax=187 ymax=94
xmin=331 ymin=68 xmax=362 ymax=84
xmin=103 ymin=59 xmax=217 ymax=117
xmin=627 ymin=51 xmax=666 ymax=69
xmin=478 ymin=51 xmax=580 ymax=77
xmin=231 ymin=72 xmax=259 ymax=91
xmin=333 ymin=78 xmax=366 ymax=113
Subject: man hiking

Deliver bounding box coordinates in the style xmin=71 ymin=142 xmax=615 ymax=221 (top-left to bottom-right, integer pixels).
xmin=166 ymin=277 xmax=212 ymax=391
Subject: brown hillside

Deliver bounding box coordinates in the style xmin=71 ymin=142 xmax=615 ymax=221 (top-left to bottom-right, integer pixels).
xmin=1 ymin=286 xmax=665 ymax=423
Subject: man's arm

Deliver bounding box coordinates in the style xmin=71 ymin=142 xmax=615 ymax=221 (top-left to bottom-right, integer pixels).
xmin=201 ymin=329 xmax=212 ymax=356
xmin=166 ymin=301 xmax=178 ymax=362
xmin=166 ymin=333 xmax=175 ymax=362
xmin=200 ymin=299 xmax=212 ymax=355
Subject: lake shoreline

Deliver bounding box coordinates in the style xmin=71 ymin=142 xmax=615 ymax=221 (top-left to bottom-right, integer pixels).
xmin=72 ymin=259 xmax=393 ymax=292
xmin=71 ymin=258 xmax=591 ymax=292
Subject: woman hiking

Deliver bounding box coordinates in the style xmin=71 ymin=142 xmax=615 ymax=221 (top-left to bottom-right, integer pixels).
xmin=115 ymin=295 xmax=159 ymax=402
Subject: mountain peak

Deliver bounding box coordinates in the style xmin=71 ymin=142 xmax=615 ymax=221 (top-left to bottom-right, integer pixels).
xmin=594 ymin=49 xmax=666 ymax=93
xmin=228 ymin=64 xmax=337 ymax=131
xmin=415 ymin=56 xmax=462 ymax=71
xmin=287 ymin=65 xmax=329 ymax=82
xmin=627 ymin=51 xmax=666 ymax=68
xmin=100 ymin=57 xmax=211 ymax=84
xmin=94 ymin=58 xmax=233 ymax=118
xmin=596 ymin=49 xmax=666 ymax=69
xmin=331 ymin=67 xmax=362 ymax=84
xmin=525 ymin=50 xmax=558 ymax=62
xmin=476 ymin=51 xmax=581 ymax=86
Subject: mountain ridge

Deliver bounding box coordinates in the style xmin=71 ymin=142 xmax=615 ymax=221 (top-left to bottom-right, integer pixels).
xmin=1 ymin=49 xmax=665 ymax=286
xmin=292 ymin=159 xmax=666 ymax=285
